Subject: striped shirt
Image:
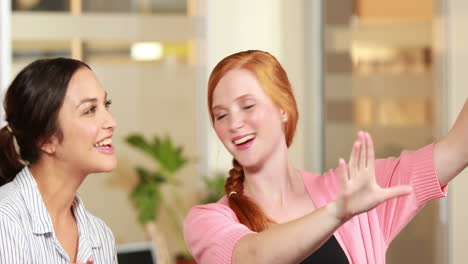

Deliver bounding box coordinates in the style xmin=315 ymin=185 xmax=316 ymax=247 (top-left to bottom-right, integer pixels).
xmin=0 ymin=167 xmax=117 ymax=263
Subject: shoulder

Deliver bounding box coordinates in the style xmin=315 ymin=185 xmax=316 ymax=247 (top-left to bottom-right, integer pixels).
xmin=184 ymin=200 xmax=254 ymax=264
xmin=0 ymin=213 xmax=30 ymax=261
xmin=184 ymin=199 xmax=254 ymax=241
xmin=185 ymin=198 xmax=238 ymax=225
xmin=0 ymin=181 xmax=18 ymax=201
xmin=0 ymin=195 xmax=27 ymax=245
xmin=0 ymin=181 xmax=26 ymax=223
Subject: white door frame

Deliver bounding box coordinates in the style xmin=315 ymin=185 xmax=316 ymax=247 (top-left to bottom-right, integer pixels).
xmin=304 ymin=0 xmax=324 ymax=173
xmin=0 ymin=0 xmax=11 ymax=126
xmin=444 ymin=0 xmax=468 ymax=263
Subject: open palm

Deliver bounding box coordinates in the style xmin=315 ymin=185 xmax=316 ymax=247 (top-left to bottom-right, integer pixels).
xmin=333 ymin=132 xmax=413 ymax=221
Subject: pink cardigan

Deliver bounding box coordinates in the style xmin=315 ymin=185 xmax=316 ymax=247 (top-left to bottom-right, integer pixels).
xmin=184 ymin=144 xmax=447 ymax=263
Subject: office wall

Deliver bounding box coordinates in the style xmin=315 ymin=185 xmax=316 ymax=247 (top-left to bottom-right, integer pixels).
xmin=203 ymin=0 xmax=309 ymax=175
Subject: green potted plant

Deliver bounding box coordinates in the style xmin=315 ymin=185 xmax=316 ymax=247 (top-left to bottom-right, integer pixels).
xmin=125 ymin=133 xmax=191 ymax=264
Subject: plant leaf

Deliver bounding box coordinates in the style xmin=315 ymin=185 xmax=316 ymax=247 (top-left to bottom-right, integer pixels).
xmin=126 ymin=134 xmax=157 ymax=159
xmin=201 ymin=172 xmax=227 ymax=204
xmin=131 ymin=180 xmax=163 ymax=224
xmin=151 ymin=135 xmax=188 ymax=175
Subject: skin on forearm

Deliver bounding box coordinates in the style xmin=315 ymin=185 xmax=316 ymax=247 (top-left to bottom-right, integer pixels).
xmin=230 ymin=132 xmax=411 ymax=264
xmin=435 ymin=99 xmax=468 ymax=186
xmin=232 ymin=201 xmax=346 ymax=264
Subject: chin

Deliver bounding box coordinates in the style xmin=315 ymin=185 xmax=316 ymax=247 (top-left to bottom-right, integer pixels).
xmin=95 ymin=157 xmax=117 ymax=173
xmin=235 ymin=157 xmax=261 ymax=170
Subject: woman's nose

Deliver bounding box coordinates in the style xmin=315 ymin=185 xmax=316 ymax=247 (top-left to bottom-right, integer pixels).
xmin=228 ymin=112 xmax=244 ymax=131
xmin=103 ymin=109 xmax=117 ymax=130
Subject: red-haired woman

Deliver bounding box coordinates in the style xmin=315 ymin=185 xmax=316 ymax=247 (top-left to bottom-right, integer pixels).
xmin=184 ymin=50 xmax=468 ymax=264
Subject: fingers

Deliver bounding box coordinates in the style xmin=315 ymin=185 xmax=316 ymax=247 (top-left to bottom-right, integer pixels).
xmin=358 ymin=131 xmax=367 ymax=169
xmin=348 ymin=131 xmax=374 ymax=179
xmin=339 ymin=158 xmax=349 ymax=185
xmin=349 ymin=140 xmax=360 ymax=171
xmin=354 ymin=131 xmax=374 ymax=170
xmin=365 ymin=132 xmax=375 ymax=171
xmin=380 ymin=185 xmax=413 ymax=203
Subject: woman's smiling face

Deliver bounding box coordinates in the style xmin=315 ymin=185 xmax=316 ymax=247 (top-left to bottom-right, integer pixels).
xmin=211 ymin=68 xmax=288 ymax=169
xmin=49 ymin=67 xmax=117 ymax=175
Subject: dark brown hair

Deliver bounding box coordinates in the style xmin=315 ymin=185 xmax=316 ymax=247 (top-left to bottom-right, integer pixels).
xmin=0 ymin=57 xmax=90 ymax=186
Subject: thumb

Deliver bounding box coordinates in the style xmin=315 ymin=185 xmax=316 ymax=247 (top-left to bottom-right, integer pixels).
xmin=379 ymin=185 xmax=413 ymax=203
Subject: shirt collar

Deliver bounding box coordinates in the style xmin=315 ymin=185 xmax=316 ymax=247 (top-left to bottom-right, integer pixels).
xmin=15 ymin=167 xmax=54 ymax=235
xmin=73 ymin=194 xmax=102 ymax=248
xmin=14 ymin=167 xmax=102 ymax=248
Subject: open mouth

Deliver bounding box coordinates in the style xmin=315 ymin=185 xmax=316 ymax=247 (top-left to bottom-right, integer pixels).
xmin=232 ymin=134 xmax=256 ymax=147
xmin=94 ymin=137 xmax=114 ymax=152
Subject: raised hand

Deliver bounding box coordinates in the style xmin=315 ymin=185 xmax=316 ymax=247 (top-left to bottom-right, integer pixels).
xmin=331 ymin=131 xmax=413 ymax=221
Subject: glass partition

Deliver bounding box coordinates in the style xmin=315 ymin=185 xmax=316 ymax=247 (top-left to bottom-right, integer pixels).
xmin=323 ymin=0 xmax=443 ymax=263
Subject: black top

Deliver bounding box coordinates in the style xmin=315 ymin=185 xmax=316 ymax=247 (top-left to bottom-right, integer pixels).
xmin=300 ymin=235 xmax=349 ymax=264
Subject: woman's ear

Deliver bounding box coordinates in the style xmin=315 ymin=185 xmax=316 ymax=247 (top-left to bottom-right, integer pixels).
xmin=280 ymin=108 xmax=288 ymax=123
xmin=39 ymin=136 xmax=59 ymax=155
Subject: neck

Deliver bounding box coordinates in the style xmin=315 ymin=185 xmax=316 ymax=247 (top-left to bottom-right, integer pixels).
xmin=243 ymin=146 xmax=305 ymax=207
xmin=29 ymin=158 xmax=85 ymax=221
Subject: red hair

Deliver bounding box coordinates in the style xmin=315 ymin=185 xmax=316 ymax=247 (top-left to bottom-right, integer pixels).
xmin=207 ymin=50 xmax=299 ymax=232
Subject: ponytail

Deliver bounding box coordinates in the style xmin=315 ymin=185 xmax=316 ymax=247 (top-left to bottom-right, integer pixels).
xmin=225 ymin=159 xmax=275 ymax=232
xmin=0 ymin=125 xmax=23 ymax=186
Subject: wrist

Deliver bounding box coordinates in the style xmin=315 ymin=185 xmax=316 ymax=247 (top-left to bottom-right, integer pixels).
xmin=326 ymin=200 xmax=351 ymax=224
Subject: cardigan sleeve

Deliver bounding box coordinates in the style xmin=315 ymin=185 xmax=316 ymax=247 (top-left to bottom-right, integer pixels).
xmin=373 ymin=144 xmax=448 ymax=244
xmin=183 ymin=202 xmax=255 ymax=264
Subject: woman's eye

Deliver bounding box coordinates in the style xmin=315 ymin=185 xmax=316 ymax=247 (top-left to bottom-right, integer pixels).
xmin=105 ymin=99 xmax=112 ymax=108
xmin=216 ymin=114 xmax=227 ymax=121
xmin=243 ymin=104 xmax=255 ymax=110
xmin=84 ymin=106 xmax=96 ymax=115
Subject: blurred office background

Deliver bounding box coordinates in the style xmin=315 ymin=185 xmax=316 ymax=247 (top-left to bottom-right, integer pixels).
xmin=0 ymin=0 xmax=467 ymax=263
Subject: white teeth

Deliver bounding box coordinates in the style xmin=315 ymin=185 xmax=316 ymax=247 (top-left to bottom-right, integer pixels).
xmin=233 ymin=134 xmax=255 ymax=145
xmin=94 ymin=138 xmax=112 ymax=147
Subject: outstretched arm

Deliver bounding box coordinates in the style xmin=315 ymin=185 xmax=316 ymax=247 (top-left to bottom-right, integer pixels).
xmin=434 ymin=98 xmax=468 ymax=186
xmin=231 ymin=132 xmax=412 ymax=264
